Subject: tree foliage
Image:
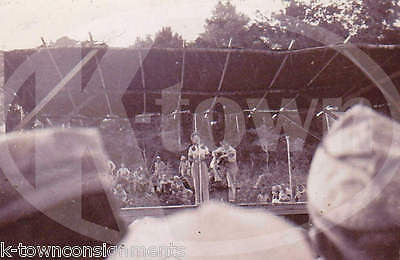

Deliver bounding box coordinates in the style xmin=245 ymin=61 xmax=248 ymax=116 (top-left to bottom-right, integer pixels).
xmin=131 ymin=27 xmax=184 ymax=48
xmin=193 ymin=0 xmax=400 ymax=50
xmin=132 ymin=0 xmax=400 ymax=50
xmin=153 ymin=27 xmax=184 ymax=48
xmin=255 ymin=0 xmax=400 ymax=49
xmin=194 ymin=1 xmax=260 ymax=48
xmin=132 ymin=34 xmax=154 ymax=48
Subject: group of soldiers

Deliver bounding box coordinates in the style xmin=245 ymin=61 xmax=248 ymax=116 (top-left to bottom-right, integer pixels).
xmin=111 ymin=131 xmax=306 ymax=207
xmin=110 ymin=160 xmax=193 ymax=207
xmin=254 ymin=172 xmax=306 ymax=203
xmin=110 ymin=163 xmax=150 ymax=206
xmin=151 ymin=156 xmax=194 ymax=204
xmin=111 ymin=132 xmax=240 ymax=207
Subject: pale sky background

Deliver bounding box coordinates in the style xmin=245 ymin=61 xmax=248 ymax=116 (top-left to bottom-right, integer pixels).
xmin=0 ymin=0 xmax=287 ymax=50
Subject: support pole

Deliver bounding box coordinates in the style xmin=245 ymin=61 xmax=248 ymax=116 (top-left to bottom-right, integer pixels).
xmin=324 ymin=113 xmax=331 ymax=131
xmin=235 ymin=114 xmax=240 ymax=134
xmin=194 ymin=113 xmax=197 ymax=132
xmin=138 ymin=51 xmax=146 ymax=114
xmin=177 ymin=49 xmax=186 ymax=147
xmin=285 ymin=135 xmax=293 ymax=201
xmin=198 ymin=145 xmax=202 ymax=205
xmin=207 ymin=38 xmax=232 ymax=114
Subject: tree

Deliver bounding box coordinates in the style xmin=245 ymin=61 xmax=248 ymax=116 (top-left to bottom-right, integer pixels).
xmin=195 ymin=1 xmax=256 ymax=48
xmin=255 ymin=0 xmax=400 ymax=49
xmin=131 ymin=34 xmax=154 ymax=48
xmin=153 ymin=27 xmax=184 ymax=48
xmin=253 ymin=0 xmax=349 ymax=50
xmin=296 ymin=0 xmax=400 ymax=43
xmin=131 ymin=27 xmax=184 ymax=48
xmin=352 ymin=0 xmax=400 ymax=43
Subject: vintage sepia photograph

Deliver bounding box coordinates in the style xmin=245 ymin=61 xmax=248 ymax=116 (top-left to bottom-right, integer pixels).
xmin=1 ymin=0 xmax=400 ymax=259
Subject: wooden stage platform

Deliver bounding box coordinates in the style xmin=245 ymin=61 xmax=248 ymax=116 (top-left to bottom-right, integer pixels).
xmin=119 ymin=202 xmax=308 ymax=224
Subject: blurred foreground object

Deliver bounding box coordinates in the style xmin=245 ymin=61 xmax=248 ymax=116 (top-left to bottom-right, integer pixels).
xmin=108 ymin=202 xmax=314 ymax=260
xmin=0 ymin=128 xmax=125 ymax=254
xmin=308 ymin=105 xmax=400 ymax=259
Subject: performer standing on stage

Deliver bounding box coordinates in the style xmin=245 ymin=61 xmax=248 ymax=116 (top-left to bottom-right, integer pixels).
xmin=188 ymin=132 xmax=210 ymax=205
xmin=212 ymin=140 xmax=239 ymax=202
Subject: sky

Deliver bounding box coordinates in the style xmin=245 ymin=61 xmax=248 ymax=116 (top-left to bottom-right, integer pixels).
xmin=0 ymin=0 xmax=285 ymax=50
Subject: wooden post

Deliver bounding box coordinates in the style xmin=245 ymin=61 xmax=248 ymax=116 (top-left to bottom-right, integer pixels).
xmin=194 ymin=113 xmax=197 ymax=132
xmin=324 ymin=112 xmax=331 ymax=131
xmin=235 ymin=114 xmax=240 ymax=134
xmin=285 ymin=136 xmax=293 ymax=201
xmin=138 ymin=50 xmax=146 ymax=114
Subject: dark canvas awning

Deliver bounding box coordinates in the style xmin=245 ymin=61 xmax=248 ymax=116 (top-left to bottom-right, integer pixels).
xmin=3 ymin=44 xmax=400 ymax=119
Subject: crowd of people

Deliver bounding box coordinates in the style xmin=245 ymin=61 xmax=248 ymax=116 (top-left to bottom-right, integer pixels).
xmin=110 ymin=132 xmax=306 ymax=207
xmin=110 ymin=160 xmax=194 ymax=207
xmin=254 ymin=173 xmax=307 ymax=203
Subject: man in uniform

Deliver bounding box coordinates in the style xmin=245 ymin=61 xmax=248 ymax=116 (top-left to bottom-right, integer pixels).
xmin=179 ymin=155 xmax=192 ymax=189
xmin=112 ymin=183 xmax=129 ymax=207
xmin=212 ymin=140 xmax=239 ymax=202
xmin=116 ymin=163 xmax=131 ymax=193
xmin=108 ymin=160 xmax=117 ymax=178
xmin=153 ymin=155 xmax=166 ymax=177
xmin=150 ymin=156 xmax=166 ymax=193
xmin=159 ymin=174 xmax=172 ymax=195
xmin=117 ymin=163 xmax=130 ymax=180
xmin=294 ymin=184 xmax=306 ymax=202
xmin=172 ymin=175 xmax=194 ymax=205
xmin=135 ymin=168 xmax=149 ymax=194
xmin=271 ymin=185 xmax=280 ymax=204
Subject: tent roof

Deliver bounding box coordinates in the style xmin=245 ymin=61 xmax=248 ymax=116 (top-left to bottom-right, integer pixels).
xmin=3 ymin=44 xmax=400 ymax=118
